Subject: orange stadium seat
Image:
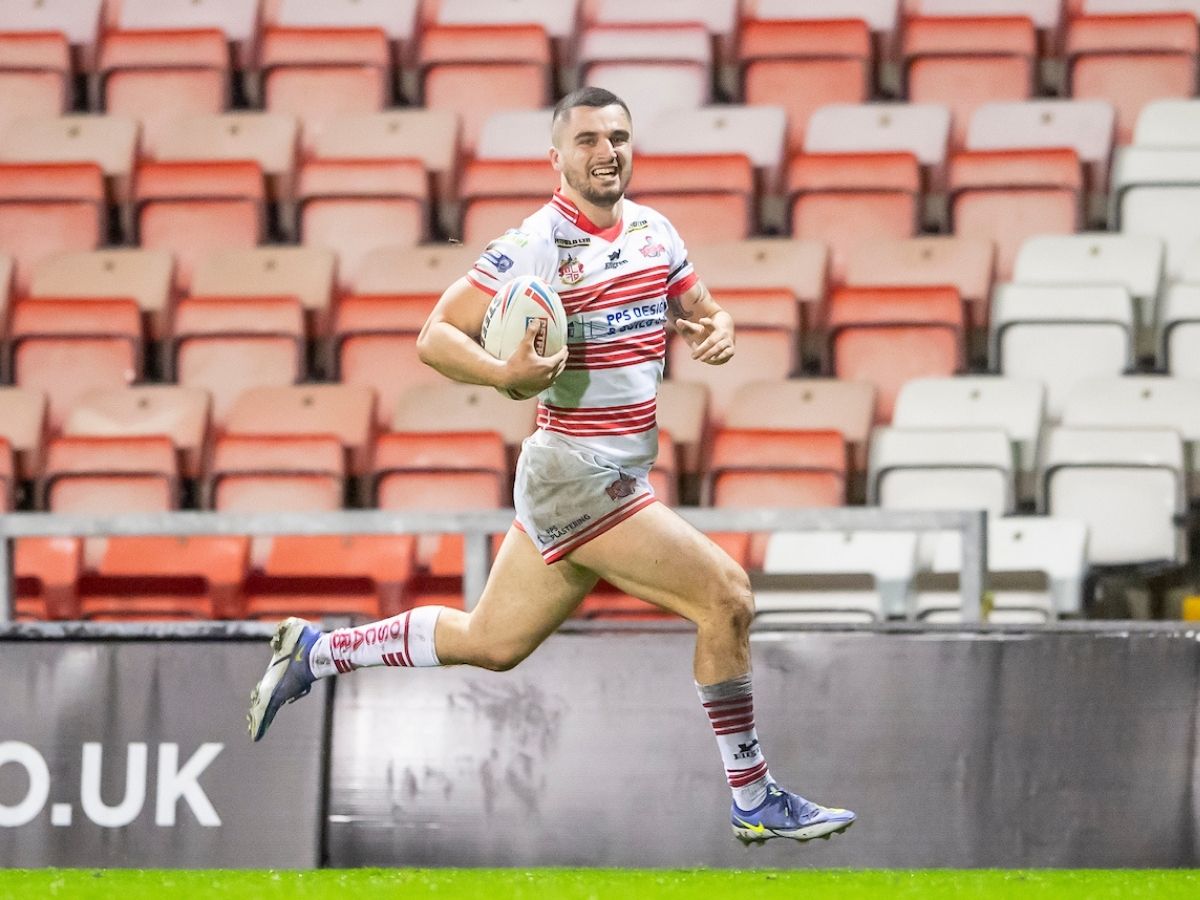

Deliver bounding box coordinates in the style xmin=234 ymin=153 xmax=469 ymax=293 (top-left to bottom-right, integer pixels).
xmin=297 ymin=158 xmax=428 ymax=292
xmin=668 ymin=328 xmax=796 ymax=430
xmin=787 ymin=152 xmax=920 ymax=283
xmin=0 ymin=386 xmax=48 ymax=482
xmin=335 ymin=317 xmax=438 ymax=431
xmin=0 ymin=33 xmax=71 ymax=140
xmin=903 ymin=16 xmax=1037 ymax=150
xmin=134 ymin=160 xmax=265 ymax=292
xmin=0 ymin=0 xmax=102 ymax=70
xmin=740 ymin=19 xmax=872 ymax=155
xmin=39 ymin=434 xmax=177 ymax=513
xmin=224 ymin=384 xmax=376 ymax=478
xmin=15 ymin=535 xmax=81 ymax=620
xmin=826 ymin=286 xmax=965 ymax=423
xmin=260 ymin=27 xmax=392 ymax=152
xmin=272 ymin=0 xmax=421 ymax=72
xmin=29 ymin=248 xmax=174 ymax=341
xmin=0 ymin=436 xmax=13 ymax=511
xmin=629 ymin=154 xmax=756 ymax=245
xmin=656 ymin=380 xmax=710 ymax=491
xmin=420 ymin=25 xmax=553 ymax=157
xmin=0 ymin=162 xmax=106 ymax=294
xmin=353 ymin=243 xmax=482 ymax=296
xmin=710 ymin=428 xmax=847 ymax=508
xmin=948 ymin=148 xmax=1082 ymax=280
xmin=209 ymin=433 xmax=346 ymax=512
xmin=1067 ymin=13 xmax=1198 ymax=145
xmin=117 ymin=0 xmax=259 ymax=70
xmin=243 ymin=533 xmax=419 ymax=622
xmin=170 ymin=295 xmax=305 ymax=426
xmin=99 ymin=29 xmax=230 ymax=156
xmin=10 ymin=298 xmax=141 ymax=432
xmin=0 ymin=252 xmax=11 ymax=318
xmin=62 ymin=385 xmax=210 ymax=480
xmin=459 ymin=159 xmax=557 ymax=245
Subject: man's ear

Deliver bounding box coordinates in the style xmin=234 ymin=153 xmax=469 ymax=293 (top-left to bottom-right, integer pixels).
xmin=549 ymin=146 xmax=562 ymax=172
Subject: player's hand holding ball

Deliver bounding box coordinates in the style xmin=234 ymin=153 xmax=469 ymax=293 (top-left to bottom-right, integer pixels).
xmin=676 ymin=313 xmax=735 ymax=366
xmin=481 ymin=276 xmax=569 ymax=400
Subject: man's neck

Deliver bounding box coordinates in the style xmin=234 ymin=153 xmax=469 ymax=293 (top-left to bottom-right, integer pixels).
xmin=560 ymin=184 xmax=622 ymax=229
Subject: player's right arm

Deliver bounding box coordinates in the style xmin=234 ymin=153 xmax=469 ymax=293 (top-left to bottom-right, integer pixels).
xmin=416 ymin=276 xmax=567 ymax=396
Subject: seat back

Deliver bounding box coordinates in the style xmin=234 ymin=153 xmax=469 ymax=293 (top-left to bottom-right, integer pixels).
xmin=209 ymin=433 xmax=345 ymax=511
xmin=869 ymin=426 xmax=1015 ymax=514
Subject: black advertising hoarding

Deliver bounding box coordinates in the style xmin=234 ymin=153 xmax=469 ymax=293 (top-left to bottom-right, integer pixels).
xmin=0 ymin=638 xmax=326 ymax=868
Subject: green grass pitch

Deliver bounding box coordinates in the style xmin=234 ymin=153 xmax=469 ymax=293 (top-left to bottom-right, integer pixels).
xmin=4 ymin=869 xmax=1200 ymax=899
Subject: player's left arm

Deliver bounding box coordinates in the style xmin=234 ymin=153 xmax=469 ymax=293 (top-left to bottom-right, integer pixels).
xmin=668 ymin=280 xmax=735 ymax=366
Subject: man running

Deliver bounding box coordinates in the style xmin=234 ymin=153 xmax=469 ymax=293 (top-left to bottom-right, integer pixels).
xmin=249 ymin=87 xmax=856 ymax=845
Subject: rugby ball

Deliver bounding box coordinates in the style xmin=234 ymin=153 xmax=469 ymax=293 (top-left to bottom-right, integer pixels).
xmin=480 ymin=275 xmax=568 ymax=400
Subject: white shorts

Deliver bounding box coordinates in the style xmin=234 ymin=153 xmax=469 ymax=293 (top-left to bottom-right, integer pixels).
xmin=514 ymin=430 xmax=657 ymax=564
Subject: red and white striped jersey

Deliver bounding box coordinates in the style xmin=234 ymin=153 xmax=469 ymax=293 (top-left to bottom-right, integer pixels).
xmin=466 ymin=190 xmax=698 ymax=467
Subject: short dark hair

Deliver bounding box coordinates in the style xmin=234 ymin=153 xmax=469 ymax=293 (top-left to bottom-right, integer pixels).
xmin=552 ymin=87 xmax=632 ymax=134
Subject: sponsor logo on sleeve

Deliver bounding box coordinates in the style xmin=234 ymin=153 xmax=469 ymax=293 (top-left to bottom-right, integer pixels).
xmin=482 ymin=250 xmax=514 ymax=273
xmin=638 ymin=235 xmax=666 ymax=258
xmin=627 ymin=219 xmax=649 ymax=232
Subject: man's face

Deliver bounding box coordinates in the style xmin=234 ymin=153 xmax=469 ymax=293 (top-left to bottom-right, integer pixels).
xmin=551 ymin=104 xmax=633 ymax=208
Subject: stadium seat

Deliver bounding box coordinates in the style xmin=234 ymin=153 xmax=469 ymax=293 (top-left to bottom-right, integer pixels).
xmin=966 ymin=99 xmax=1116 ymax=216
xmin=10 ymin=298 xmax=141 ymax=432
xmin=579 ymin=24 xmax=711 ymax=128
xmin=0 ymin=34 xmax=77 ymax=136
xmin=656 ymin=380 xmax=710 ymax=488
xmin=628 ymin=154 xmax=756 ymax=245
xmin=1067 ymin=12 xmax=1198 ymax=146
xmin=0 ymin=114 xmax=138 ymax=216
xmin=391 ymin=382 xmax=538 ymax=452
xmin=420 ymin=25 xmax=552 ymax=156
xmin=0 ymin=251 xmax=11 ymax=318
xmin=224 ymin=384 xmax=376 ymax=478
xmin=30 ymin=248 xmax=174 ymax=341
xmin=209 ymin=433 xmax=346 ymax=512
xmin=1134 ymin=98 xmax=1200 ymax=149
xmin=474 ymin=109 xmax=555 ymax=161
xmin=913 ymin=516 xmax=1087 ymax=622
xmin=170 ymin=295 xmax=305 ymax=426
xmin=758 ymin=530 xmax=918 ymax=623
xmin=117 ymin=0 xmax=259 ymax=70
xmin=709 ymin=428 xmax=847 ymax=508
xmin=1012 ymin=233 xmax=1164 ymax=356
xmin=191 ymin=246 xmax=337 ymax=338
xmin=826 ymin=286 xmax=965 ymax=422
xmin=892 ymin=376 xmax=1045 ymax=506
xmin=747 ymin=0 xmax=902 ymax=34
xmin=458 ymin=158 xmax=556 ymax=246
xmin=297 ymin=158 xmax=428 ymax=292
xmin=1110 ymin=147 xmax=1200 ymax=281
xmin=373 ymin=431 xmax=507 ymax=575
xmin=710 ymin=290 xmax=800 ymax=338
xmin=242 ymin=533 xmax=419 ymax=622
xmin=668 ymin=328 xmax=796 ymax=429
xmin=153 ymin=112 xmax=300 ymax=218
xmin=0 ymin=386 xmax=48 ymax=481
xmin=62 ymin=385 xmax=210 ymax=480
xmin=1061 ymin=375 xmax=1200 ymax=501
xmin=40 ymin=434 xmax=177 ymax=513
xmin=99 ymin=29 xmax=230 ymax=156
xmin=1160 ymin=284 xmax=1200 ymax=379
xmin=134 ymin=160 xmax=265 ymax=293
xmin=260 ymin=27 xmax=391 ymax=152
xmin=332 ymin=293 xmax=439 ymax=416
xmin=0 ymin=162 xmax=105 ymax=294
xmin=14 ymin=536 xmax=81 ymax=621
xmin=739 ymin=19 xmax=871 ymax=155
xmin=353 ymin=243 xmax=482 ymax=296
xmin=787 ymin=152 xmax=920 ymax=283
xmin=948 ymin=148 xmax=1082 ymax=280
xmin=274 ymin=0 xmax=420 ymax=84
xmin=1041 ymin=426 xmax=1185 ymax=566
xmin=0 ymin=436 xmax=14 ymax=511
xmin=991 ymin=284 xmax=1135 ymax=419
xmin=843 ymin=236 xmax=994 ymax=334
xmin=803 ymin=103 xmax=953 ymax=178
xmin=335 ymin=318 xmax=438 ymax=432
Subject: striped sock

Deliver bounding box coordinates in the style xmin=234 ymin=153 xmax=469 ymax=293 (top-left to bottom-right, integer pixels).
xmin=697 ymin=672 xmax=772 ymax=811
xmin=308 ymin=607 xmax=442 ymax=678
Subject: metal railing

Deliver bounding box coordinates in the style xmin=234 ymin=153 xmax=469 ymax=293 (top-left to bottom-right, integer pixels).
xmin=0 ymin=507 xmax=987 ymax=623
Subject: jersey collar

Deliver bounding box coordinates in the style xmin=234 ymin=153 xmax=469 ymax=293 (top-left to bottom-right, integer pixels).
xmin=550 ymin=189 xmax=624 ymax=242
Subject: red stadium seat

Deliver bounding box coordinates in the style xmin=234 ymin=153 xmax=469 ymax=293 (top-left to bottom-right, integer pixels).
xmin=14 ymin=537 xmax=81 ymax=621
xmin=0 ymin=163 xmax=106 ymax=295
xmin=209 ymin=433 xmax=346 ymax=511
xmin=0 ymin=32 xmax=71 ymax=138
xmin=170 ymin=295 xmax=305 ymax=427
xmin=134 ymin=160 xmax=265 ymax=293
xmin=827 ymin=286 xmax=965 ymax=423
xmin=629 ymin=154 xmax=756 ymax=245
xmin=788 ymin=152 xmax=920 ymax=283
xmin=459 ymin=159 xmax=556 ymax=245
xmin=710 ymin=428 xmax=848 ymax=508
xmin=40 ymin=434 xmax=177 ymax=512
xmin=948 ymin=148 xmax=1082 ymax=280
xmin=740 ymin=19 xmax=872 ymax=154
xmin=335 ymin=317 xmax=440 ymax=431
xmin=668 ymin=328 xmax=796 ymax=430
xmin=10 ymin=298 xmax=141 ymax=432
xmin=0 ymin=386 xmax=48 ymax=482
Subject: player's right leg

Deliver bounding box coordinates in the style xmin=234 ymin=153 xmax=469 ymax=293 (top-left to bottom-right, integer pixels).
xmin=248 ymin=525 xmax=597 ymax=741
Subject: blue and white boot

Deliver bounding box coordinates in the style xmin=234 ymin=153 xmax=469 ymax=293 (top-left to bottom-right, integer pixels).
xmin=731 ymin=783 xmax=856 ymax=844
xmin=247 ymin=617 xmax=320 ymax=742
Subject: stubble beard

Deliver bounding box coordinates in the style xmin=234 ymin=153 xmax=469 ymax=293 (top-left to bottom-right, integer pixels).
xmin=564 ymin=165 xmax=631 ymax=208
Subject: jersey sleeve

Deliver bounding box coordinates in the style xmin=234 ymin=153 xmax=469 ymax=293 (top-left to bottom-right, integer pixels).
xmin=662 ymin=218 xmax=700 ymax=297
xmin=464 ymin=228 xmax=556 ymax=295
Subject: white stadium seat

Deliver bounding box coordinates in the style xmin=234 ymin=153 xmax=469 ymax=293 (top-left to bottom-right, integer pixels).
xmin=868 ymin=426 xmax=1015 ymax=516
xmin=476 ymin=109 xmax=555 ymax=161
xmin=805 ymin=103 xmax=952 ymax=169
xmin=1161 ymin=284 xmax=1200 ymax=380
xmin=1134 ymin=99 xmax=1200 ymax=148
xmin=1111 ymin=147 xmax=1200 ymax=280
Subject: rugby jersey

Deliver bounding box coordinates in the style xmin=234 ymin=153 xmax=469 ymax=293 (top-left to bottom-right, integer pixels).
xmin=466 ymin=190 xmax=698 ymax=468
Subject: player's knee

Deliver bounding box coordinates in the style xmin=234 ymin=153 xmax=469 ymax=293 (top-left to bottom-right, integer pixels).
xmin=701 ymin=562 xmax=754 ymax=634
xmin=476 ymin=642 xmax=531 ymax=672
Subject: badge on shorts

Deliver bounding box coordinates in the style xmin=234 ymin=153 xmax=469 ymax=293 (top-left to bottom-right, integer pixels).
xmin=605 ymin=473 xmax=637 ymax=500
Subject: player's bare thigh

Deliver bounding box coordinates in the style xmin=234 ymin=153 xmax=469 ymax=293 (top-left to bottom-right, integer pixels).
xmin=434 ymin=524 xmax=599 ymax=670
xmin=566 ymin=501 xmax=752 ymax=625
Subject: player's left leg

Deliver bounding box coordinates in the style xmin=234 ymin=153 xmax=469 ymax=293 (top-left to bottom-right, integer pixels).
xmin=567 ymin=502 xmax=856 ymax=844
